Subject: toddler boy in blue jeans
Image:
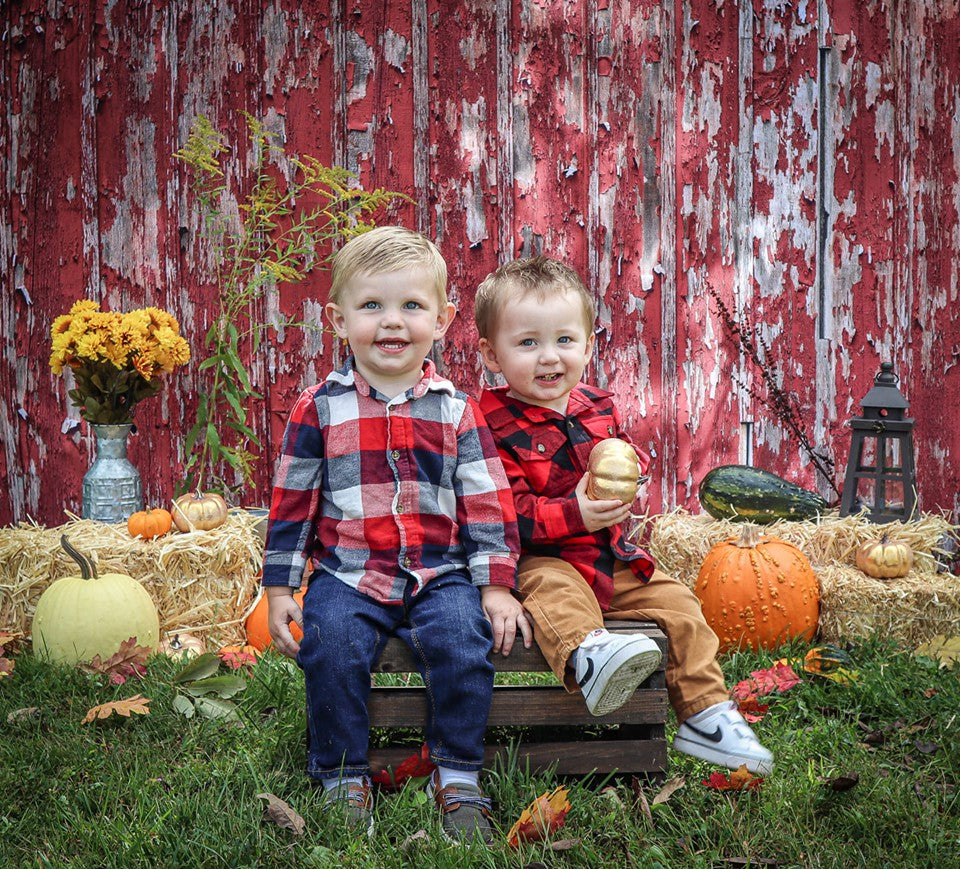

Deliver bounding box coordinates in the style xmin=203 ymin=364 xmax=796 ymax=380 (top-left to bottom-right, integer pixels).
xmin=262 ymin=227 xmax=532 ymax=843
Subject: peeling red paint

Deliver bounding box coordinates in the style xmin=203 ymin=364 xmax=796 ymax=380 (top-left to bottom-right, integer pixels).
xmin=2 ymin=1 xmax=959 ymax=527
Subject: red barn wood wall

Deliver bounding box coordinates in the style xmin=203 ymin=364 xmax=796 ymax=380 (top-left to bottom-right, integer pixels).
xmin=2 ymin=0 xmax=959 ymax=527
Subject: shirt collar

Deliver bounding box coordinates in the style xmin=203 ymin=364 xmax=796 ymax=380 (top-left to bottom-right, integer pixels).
xmin=480 ymin=383 xmax=590 ymax=421
xmin=326 ymin=355 xmax=456 ymax=400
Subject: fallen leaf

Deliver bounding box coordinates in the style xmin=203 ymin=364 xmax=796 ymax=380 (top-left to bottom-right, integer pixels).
xmin=548 ymin=838 xmax=581 ymax=851
xmin=506 ymin=786 xmax=571 ymax=847
xmin=630 ymin=776 xmax=653 ymax=826
xmin=651 ymin=775 xmax=686 ymax=805
xmin=7 ymin=706 xmax=39 ymax=723
xmin=82 ymin=694 xmax=151 ymax=723
xmin=172 ymin=694 xmax=196 ymax=718
xmin=219 ymin=649 xmax=259 ymax=670
xmin=914 ymin=634 xmax=960 ymax=669
xmin=400 ymin=829 xmax=430 ymax=851
xmin=193 ymin=695 xmax=240 ymax=721
xmin=179 ymin=675 xmax=247 ymax=699
xmin=80 ymin=637 xmax=150 ymax=684
xmin=735 ymin=695 xmax=770 ymax=723
xmin=749 ymin=663 xmax=801 ymax=694
xmin=372 ymin=743 xmax=436 ymax=790
xmin=0 ymin=657 xmax=14 ymax=679
xmin=723 ymin=858 xmax=779 ymax=866
xmin=822 ymin=772 xmax=859 ymax=791
xmin=703 ymin=765 xmax=763 ymax=792
xmin=914 ymin=741 xmax=940 ymax=755
xmin=172 ymin=652 xmax=221 ymax=683
xmin=256 ymin=792 xmax=305 ymax=836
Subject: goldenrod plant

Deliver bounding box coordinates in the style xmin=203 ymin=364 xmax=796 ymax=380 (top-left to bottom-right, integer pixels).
xmin=175 ymin=114 xmax=405 ymax=496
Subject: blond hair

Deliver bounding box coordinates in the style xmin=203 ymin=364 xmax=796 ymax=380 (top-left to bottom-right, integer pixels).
xmin=330 ymin=226 xmax=448 ymax=306
xmin=474 ymin=256 xmax=595 ymax=338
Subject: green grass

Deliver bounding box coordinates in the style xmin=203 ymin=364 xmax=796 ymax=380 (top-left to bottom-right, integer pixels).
xmin=1 ymin=638 xmax=958 ymax=868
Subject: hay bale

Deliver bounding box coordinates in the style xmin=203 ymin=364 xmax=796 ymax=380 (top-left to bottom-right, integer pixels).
xmin=638 ymin=509 xmax=959 ymax=645
xmin=0 ymin=512 xmax=264 ymax=646
xmin=816 ymin=563 xmax=960 ymax=646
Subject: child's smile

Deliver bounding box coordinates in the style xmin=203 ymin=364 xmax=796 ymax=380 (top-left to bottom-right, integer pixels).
xmin=479 ymin=289 xmax=594 ymax=413
xmin=326 ymin=267 xmax=455 ymax=398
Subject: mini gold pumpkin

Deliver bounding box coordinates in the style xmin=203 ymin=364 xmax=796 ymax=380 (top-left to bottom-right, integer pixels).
xmin=586 ymin=438 xmax=640 ymax=503
xmin=855 ymin=534 xmax=914 ymax=579
xmin=172 ymin=490 xmax=228 ymax=532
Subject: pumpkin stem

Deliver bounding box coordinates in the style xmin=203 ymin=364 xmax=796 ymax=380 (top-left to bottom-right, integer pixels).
xmin=60 ymin=535 xmax=97 ymax=580
xmin=734 ymin=523 xmax=761 ymax=549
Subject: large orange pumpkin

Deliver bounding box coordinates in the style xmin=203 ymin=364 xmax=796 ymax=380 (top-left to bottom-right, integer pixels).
xmin=244 ymin=585 xmax=307 ymax=651
xmin=694 ymin=524 xmax=819 ymax=652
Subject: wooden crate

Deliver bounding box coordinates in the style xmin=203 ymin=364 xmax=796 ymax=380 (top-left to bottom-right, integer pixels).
xmin=368 ymin=620 xmax=669 ymax=776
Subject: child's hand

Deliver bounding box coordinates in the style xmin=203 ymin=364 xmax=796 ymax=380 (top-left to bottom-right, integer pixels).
xmin=480 ymin=585 xmax=534 ymax=657
xmin=266 ymin=587 xmax=304 ymax=659
xmin=575 ymin=473 xmax=633 ymax=531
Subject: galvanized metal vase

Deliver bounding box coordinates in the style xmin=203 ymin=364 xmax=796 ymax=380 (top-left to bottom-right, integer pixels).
xmin=81 ymin=423 xmax=144 ymax=523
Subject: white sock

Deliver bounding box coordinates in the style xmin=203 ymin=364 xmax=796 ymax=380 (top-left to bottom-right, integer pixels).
xmin=323 ymin=775 xmax=365 ymax=795
xmin=436 ymin=765 xmax=479 ymax=789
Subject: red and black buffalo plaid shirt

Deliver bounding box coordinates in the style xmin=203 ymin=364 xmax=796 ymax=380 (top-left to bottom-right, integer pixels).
xmin=478 ymin=383 xmax=656 ymax=610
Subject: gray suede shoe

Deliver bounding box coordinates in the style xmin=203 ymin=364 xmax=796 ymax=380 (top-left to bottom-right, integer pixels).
xmin=323 ymin=777 xmax=374 ymax=837
xmin=426 ymin=770 xmax=495 ymax=845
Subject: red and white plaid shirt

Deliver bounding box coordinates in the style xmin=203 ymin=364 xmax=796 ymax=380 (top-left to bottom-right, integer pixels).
xmin=478 ymin=383 xmax=655 ymax=610
xmin=262 ymin=358 xmax=518 ymax=603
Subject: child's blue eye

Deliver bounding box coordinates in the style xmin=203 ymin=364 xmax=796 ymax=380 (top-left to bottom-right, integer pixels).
xmin=558 ymin=336 xmax=572 ymax=344
xmin=520 ymin=338 xmax=536 ymax=347
xmin=361 ymin=301 xmax=380 ymax=310
xmin=403 ymin=301 xmax=422 ymax=310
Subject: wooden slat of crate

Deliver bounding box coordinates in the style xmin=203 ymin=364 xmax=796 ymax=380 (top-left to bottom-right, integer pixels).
xmin=370 ymin=620 xmax=669 ymax=776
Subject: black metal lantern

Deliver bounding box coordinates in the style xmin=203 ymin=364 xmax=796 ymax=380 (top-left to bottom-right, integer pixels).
xmin=839 ymin=362 xmax=916 ymax=523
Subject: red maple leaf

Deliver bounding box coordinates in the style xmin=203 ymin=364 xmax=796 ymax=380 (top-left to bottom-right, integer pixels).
xmin=735 ymin=695 xmax=770 ymax=723
xmin=749 ymin=662 xmax=801 ymax=695
xmin=371 ymin=743 xmax=436 ymax=790
xmin=703 ymin=765 xmax=763 ymax=792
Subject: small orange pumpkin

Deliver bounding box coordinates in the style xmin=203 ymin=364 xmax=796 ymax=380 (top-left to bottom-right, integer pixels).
xmin=855 ymin=534 xmax=913 ymax=579
xmin=172 ymin=490 xmax=228 ymax=532
xmin=127 ymin=507 xmax=174 ymax=540
xmin=586 ymin=438 xmax=640 ymax=503
xmin=694 ymin=524 xmax=820 ymax=652
xmin=244 ymin=585 xmax=307 ymax=651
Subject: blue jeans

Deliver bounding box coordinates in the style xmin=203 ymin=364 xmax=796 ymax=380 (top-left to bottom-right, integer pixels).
xmin=297 ymin=570 xmax=495 ymax=781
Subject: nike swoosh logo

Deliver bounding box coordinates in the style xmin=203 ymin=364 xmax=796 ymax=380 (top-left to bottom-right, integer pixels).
xmin=686 ymin=722 xmax=724 ymax=743
xmin=576 ymin=658 xmax=594 ymax=688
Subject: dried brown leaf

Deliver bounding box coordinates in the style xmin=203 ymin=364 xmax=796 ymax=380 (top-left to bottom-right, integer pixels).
xmin=547 ymin=838 xmax=581 ymax=851
xmin=82 ymin=694 xmax=151 ymax=723
xmin=0 ymin=657 xmax=14 ymax=679
xmin=651 ymin=775 xmax=686 ymax=805
xmin=256 ymin=792 xmax=305 ymax=836
xmin=7 ymin=706 xmax=39 ymax=724
xmin=630 ymin=776 xmax=654 ymax=826
xmin=822 ymin=772 xmax=859 ymax=791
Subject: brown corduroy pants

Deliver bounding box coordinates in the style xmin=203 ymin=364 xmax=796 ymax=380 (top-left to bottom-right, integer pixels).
xmin=516 ymin=555 xmax=730 ymax=722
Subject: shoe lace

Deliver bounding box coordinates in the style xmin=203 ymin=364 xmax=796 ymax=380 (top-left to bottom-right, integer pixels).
xmin=436 ymin=789 xmax=493 ymax=813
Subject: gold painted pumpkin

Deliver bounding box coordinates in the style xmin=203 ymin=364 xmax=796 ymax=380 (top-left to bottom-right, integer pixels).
xmin=172 ymin=490 xmax=228 ymax=532
xmin=694 ymin=524 xmax=819 ymax=652
xmin=32 ymin=536 xmax=160 ymax=665
xmin=158 ymin=632 xmax=206 ymax=659
xmin=586 ymin=438 xmax=640 ymax=503
xmin=128 ymin=507 xmax=173 ymax=540
xmin=855 ymin=534 xmax=913 ymax=579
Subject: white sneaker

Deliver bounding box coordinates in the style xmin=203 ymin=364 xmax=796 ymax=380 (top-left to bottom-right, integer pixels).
xmin=574 ymin=628 xmax=663 ymax=717
xmin=673 ymin=701 xmax=774 ymax=774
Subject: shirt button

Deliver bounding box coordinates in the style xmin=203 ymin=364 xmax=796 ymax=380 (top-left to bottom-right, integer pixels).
xmin=537 ymin=443 xmax=545 ymax=453
xmin=567 ymin=420 xmax=574 ymax=428
xmin=392 ymin=450 xmax=401 ymax=460
xmin=396 ymin=503 xmax=404 ymax=513
xmin=403 ymin=557 xmax=412 ymax=567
